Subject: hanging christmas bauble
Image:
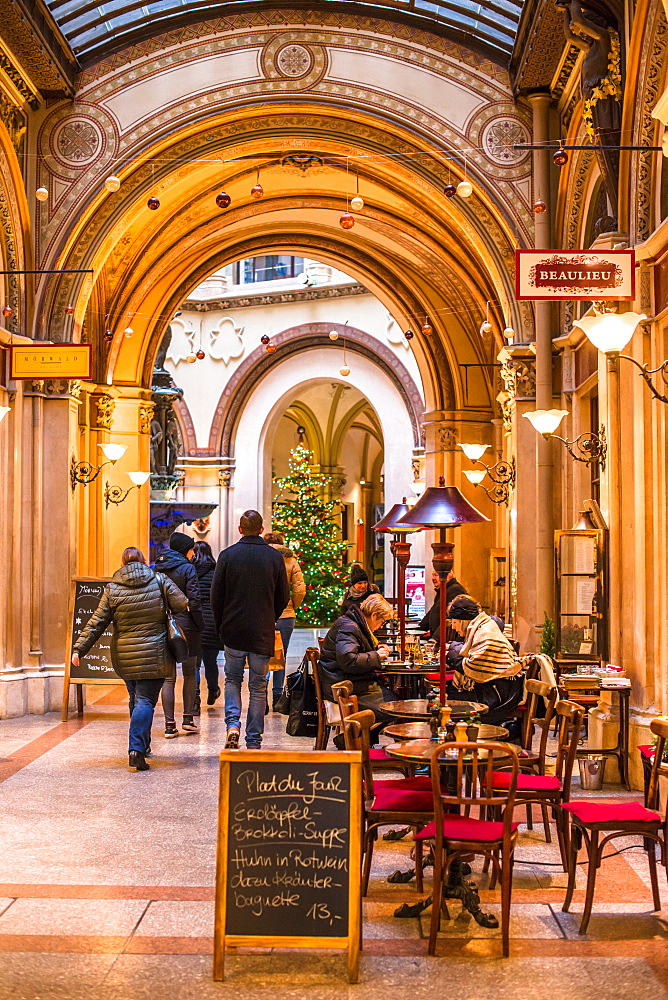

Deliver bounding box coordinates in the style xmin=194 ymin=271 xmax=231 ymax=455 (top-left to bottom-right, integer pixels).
xmin=350 ymin=195 xmax=364 ymax=212
xmin=405 ymin=329 xmax=414 ymax=340
xmin=457 ymin=180 xmax=473 ymax=198
xmin=35 ymin=187 xmax=49 ymax=202
xmin=216 ymin=191 xmax=231 ymax=209
xmin=533 ymin=200 xmax=547 ymax=214
xmin=250 ymin=183 xmax=264 ymax=199
xmin=261 ymin=335 xmax=270 ymax=345
xmin=196 ymin=349 xmax=206 ymax=360
xmin=339 ymin=364 xmax=351 ymax=376
xmin=553 ymin=148 xmax=569 ymax=167
xmin=104 ymin=329 xmax=114 ymax=342
xmin=266 ymin=344 xmax=277 ymax=354
xmin=147 ymin=196 xmax=160 ymax=210
xmin=329 ymin=331 xmax=339 ymax=341
xmin=479 ymin=320 xmax=493 ymax=335
xmin=339 ymin=213 xmax=355 ymax=230
xmin=65 ymin=304 xmax=74 ymax=316
xmin=443 ymin=184 xmax=457 ymax=198
xmin=124 ymin=326 xmax=134 ymax=338
xmin=104 ymin=175 xmax=121 ymax=192
xmin=2 ymin=305 xmax=13 ymax=318
xmin=503 ymin=326 xmax=515 ymax=341
xmin=421 ymin=323 xmax=433 ymax=336
xmin=186 ymin=353 xmax=197 ymax=363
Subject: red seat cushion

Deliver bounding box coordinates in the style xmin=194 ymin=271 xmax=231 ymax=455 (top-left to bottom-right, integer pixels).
xmin=415 ymin=813 xmax=520 ymax=843
xmin=369 ymin=747 xmax=396 ymax=761
xmin=637 ymin=744 xmax=655 ymax=760
xmin=490 ymin=772 xmax=561 ymax=791
xmin=563 ymin=800 xmax=661 ymax=825
xmin=370 ymin=786 xmax=434 ymax=812
xmin=375 ymin=776 xmax=447 ymax=792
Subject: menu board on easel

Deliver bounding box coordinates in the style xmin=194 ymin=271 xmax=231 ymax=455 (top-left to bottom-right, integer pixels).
xmin=213 ymin=751 xmax=362 ymax=983
xmin=62 ymin=577 xmax=118 ymax=720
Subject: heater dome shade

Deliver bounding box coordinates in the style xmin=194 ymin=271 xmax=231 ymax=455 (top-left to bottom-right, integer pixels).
xmin=372 ymin=502 xmax=421 ymax=532
xmin=396 ymin=483 xmax=489 ymax=527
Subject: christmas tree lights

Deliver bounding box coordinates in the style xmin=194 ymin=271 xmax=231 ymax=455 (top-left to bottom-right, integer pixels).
xmin=272 ymin=446 xmax=349 ymax=625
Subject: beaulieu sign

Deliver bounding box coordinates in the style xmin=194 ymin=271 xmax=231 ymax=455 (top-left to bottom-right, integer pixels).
xmin=516 ymin=250 xmax=635 ymax=300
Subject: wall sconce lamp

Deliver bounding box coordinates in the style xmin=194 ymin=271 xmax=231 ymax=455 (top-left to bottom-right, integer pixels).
xmin=523 ymin=409 xmax=607 ymax=468
xmin=70 ymin=443 xmax=127 ymax=490
xmin=0 ymin=405 xmax=10 ymax=422
xmin=458 ymin=443 xmax=515 ymax=505
xmin=104 ymin=471 xmax=150 ymax=508
xmin=572 ymin=309 xmax=668 ymax=401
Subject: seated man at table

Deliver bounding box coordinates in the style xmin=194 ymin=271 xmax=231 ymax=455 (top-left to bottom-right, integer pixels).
xmin=445 ymin=595 xmax=523 ymax=726
xmin=318 ymin=593 xmax=397 ymax=744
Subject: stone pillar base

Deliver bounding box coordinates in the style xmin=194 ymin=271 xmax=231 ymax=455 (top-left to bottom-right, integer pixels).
xmin=0 ymin=668 xmax=71 ymax=719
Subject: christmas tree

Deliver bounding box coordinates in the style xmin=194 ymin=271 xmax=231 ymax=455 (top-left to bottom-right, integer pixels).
xmin=272 ymin=446 xmax=349 ymax=625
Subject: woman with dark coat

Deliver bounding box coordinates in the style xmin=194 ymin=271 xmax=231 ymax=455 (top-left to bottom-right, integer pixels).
xmin=154 ymin=532 xmax=205 ymax=737
xmin=319 ymin=594 xmax=397 ymax=743
xmin=72 ymin=547 xmax=188 ymax=771
xmin=192 ymin=540 xmax=221 ymax=709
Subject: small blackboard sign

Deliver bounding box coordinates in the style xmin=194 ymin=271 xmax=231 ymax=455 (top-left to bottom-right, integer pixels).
xmin=62 ymin=577 xmax=118 ymax=720
xmin=214 ymin=751 xmax=362 ymax=983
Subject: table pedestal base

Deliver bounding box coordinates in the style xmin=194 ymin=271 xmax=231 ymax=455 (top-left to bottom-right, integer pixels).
xmin=392 ymin=858 xmax=498 ymax=927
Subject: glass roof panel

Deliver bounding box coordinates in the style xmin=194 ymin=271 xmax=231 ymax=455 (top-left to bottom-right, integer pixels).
xmin=45 ymin=0 xmax=523 ymax=64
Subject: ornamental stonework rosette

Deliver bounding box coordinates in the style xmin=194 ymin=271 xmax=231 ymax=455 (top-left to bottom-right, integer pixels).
xmin=95 ymin=394 xmax=115 ymax=430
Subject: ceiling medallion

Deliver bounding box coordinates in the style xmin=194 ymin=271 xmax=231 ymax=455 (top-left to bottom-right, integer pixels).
xmin=481 ymin=117 xmax=531 ymax=166
xmin=280 ymin=154 xmax=325 ymax=173
xmin=276 ymin=43 xmax=313 ymax=78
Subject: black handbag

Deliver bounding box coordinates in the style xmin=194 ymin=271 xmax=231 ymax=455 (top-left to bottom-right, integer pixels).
xmin=279 ymin=654 xmax=319 ymax=738
xmin=156 ymin=572 xmax=188 ymax=662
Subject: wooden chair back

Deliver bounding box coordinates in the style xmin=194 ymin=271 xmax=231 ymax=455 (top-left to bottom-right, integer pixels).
xmin=317 ymin=636 xmax=325 ymax=651
xmin=430 ymin=741 xmax=519 ymax=843
xmin=331 ymin=680 xmax=358 ymax=722
xmin=553 ymin=699 xmax=584 ymax=800
xmin=342 ymin=710 xmax=377 ymax=798
xmin=648 ymin=717 xmax=668 ymax=814
xmin=523 ymin=679 xmax=558 ymax=764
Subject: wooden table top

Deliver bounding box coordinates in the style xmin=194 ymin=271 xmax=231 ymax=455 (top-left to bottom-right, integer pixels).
xmin=378 ymin=699 xmax=488 ymax=719
xmin=383 ymin=722 xmax=509 ymax=742
xmin=378 ymin=664 xmax=438 ymax=675
xmin=382 ymin=739 xmax=516 ymax=764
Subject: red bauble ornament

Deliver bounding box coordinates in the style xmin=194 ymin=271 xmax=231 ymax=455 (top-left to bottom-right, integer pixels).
xmin=443 ymin=184 xmax=457 ymax=198
xmin=104 ymin=329 xmax=114 ymax=342
xmin=2 ymin=305 xmax=13 ymax=318
xmin=196 ymin=349 xmax=205 ymax=360
xmin=266 ymin=344 xmax=276 ymax=354
xmin=339 ymin=213 xmax=355 ymax=230
xmin=147 ymin=197 xmax=160 ymax=210
xmin=251 ymin=183 xmax=264 ymax=199
xmin=216 ymin=191 xmax=231 ymax=209
xmin=533 ymin=200 xmax=547 ymax=214
xmin=421 ymin=323 xmax=433 ymax=336
xmin=65 ymin=304 xmax=74 ymax=316
xmin=553 ymin=148 xmax=569 ymax=167
xmin=405 ymin=329 xmax=414 ymax=340
xmin=261 ymin=335 xmax=270 ymax=344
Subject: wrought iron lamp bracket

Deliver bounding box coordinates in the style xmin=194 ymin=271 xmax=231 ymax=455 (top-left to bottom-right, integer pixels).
xmin=104 ymin=482 xmax=138 ymax=508
xmin=473 ymin=455 xmax=515 ymax=488
xmin=618 ymin=354 xmax=668 ymax=404
xmin=70 ymin=454 xmax=112 ymax=491
xmin=550 ymin=426 xmax=607 ymax=468
xmin=480 ymin=481 xmax=510 ymax=505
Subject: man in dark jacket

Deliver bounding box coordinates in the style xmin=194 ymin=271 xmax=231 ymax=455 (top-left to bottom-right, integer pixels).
xmin=154 ymin=532 xmax=205 ymax=737
xmin=339 ymin=565 xmax=380 ymax=614
xmin=211 ymin=510 xmax=290 ymax=749
xmin=419 ymin=569 xmax=467 ymax=645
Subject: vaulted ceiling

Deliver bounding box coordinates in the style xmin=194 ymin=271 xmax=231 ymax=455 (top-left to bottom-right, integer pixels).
xmin=43 ymin=0 xmax=523 ymax=65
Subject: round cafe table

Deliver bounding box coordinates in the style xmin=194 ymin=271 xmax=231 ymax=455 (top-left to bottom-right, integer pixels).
xmin=383 ymin=722 xmax=509 ymax=742
xmin=378 ymin=665 xmax=439 ymax=698
xmin=378 ymin=698 xmax=488 ymax=720
xmin=382 ymin=738 xmax=515 ymax=766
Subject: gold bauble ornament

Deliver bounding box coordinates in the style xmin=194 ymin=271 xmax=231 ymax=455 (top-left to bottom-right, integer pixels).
xmin=339 ymin=213 xmax=355 ymax=230
xmin=457 ymin=180 xmax=473 ymax=198
xmin=35 ymin=187 xmax=49 ymax=202
xmin=339 ymin=364 xmax=351 ymax=376
xmin=104 ymin=175 xmax=121 ymax=192
xmin=350 ymin=195 xmax=364 ymax=211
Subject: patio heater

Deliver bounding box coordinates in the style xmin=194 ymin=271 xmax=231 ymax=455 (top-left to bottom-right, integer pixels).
xmin=372 ymin=499 xmax=420 ymax=659
xmin=397 ymin=478 xmax=488 ymax=705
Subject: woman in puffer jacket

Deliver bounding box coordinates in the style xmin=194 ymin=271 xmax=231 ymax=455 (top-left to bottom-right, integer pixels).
xmin=192 ymin=540 xmax=221 ymax=709
xmin=72 ymin=547 xmax=187 ymax=771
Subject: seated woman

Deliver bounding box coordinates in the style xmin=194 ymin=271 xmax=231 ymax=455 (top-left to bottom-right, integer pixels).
xmin=339 ymin=565 xmax=380 ymax=615
xmin=445 ymin=594 xmax=523 ymax=726
xmin=318 ymin=593 xmax=397 ymax=743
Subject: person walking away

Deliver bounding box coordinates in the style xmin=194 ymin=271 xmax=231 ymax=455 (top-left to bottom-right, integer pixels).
xmin=263 ymin=531 xmax=306 ymax=710
xmin=192 ymin=540 xmax=221 ymax=709
xmin=155 ymin=532 xmax=205 ymax=737
xmin=340 ymin=565 xmax=380 ymax=614
xmin=211 ymin=510 xmax=290 ymax=749
xmin=72 ymin=547 xmax=188 ymax=771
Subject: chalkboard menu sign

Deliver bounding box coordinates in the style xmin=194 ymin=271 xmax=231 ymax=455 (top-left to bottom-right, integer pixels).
xmin=214 ymin=750 xmax=362 ymax=983
xmin=62 ymin=577 xmax=117 ymax=720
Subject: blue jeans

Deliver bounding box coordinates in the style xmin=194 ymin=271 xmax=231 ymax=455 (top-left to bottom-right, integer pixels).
xmin=269 ymin=618 xmax=295 ymax=697
xmin=224 ymin=647 xmax=270 ymax=747
xmin=125 ymin=678 xmax=164 ymax=753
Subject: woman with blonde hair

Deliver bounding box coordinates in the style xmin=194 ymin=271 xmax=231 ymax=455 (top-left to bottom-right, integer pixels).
xmin=318 ymin=592 xmax=397 ymax=741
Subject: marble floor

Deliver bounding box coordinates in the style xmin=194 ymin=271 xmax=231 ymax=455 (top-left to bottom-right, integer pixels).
xmin=0 ymin=683 xmax=667 ymax=999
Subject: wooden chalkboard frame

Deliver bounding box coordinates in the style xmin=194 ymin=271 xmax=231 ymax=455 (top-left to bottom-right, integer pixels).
xmin=213 ymin=750 xmax=362 ymax=984
xmin=62 ymin=576 xmax=119 ymax=721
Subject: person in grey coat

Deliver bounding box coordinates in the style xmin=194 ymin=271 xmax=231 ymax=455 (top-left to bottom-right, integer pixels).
xmin=72 ymin=547 xmax=187 ymax=771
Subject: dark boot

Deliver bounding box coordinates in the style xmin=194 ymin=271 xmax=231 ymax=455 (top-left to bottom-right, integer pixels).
xmin=129 ymin=751 xmax=149 ymax=771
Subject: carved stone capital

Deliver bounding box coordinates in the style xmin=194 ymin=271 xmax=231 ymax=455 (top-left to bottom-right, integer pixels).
xmin=94 ymin=394 xmax=115 ymax=430
xmin=139 ymin=402 xmax=155 ymax=435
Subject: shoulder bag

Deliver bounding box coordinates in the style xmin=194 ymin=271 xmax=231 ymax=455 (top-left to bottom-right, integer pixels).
xmin=156 ymin=572 xmax=189 ymax=662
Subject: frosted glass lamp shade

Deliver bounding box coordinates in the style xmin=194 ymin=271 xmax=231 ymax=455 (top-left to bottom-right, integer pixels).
xmin=572 ymin=311 xmax=647 ymax=354
xmin=523 ymin=409 xmax=569 ymax=436
xmin=459 ymin=443 xmax=489 ymax=461
xmin=463 ymin=469 xmax=486 ymax=485
xmin=128 ymin=471 xmax=150 ymax=486
xmin=100 ymin=443 xmax=127 ymax=462
xmin=0 ymin=405 xmax=10 ymax=422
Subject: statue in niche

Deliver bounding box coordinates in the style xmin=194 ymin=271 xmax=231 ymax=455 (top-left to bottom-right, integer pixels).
xmin=154 ymin=325 xmax=172 ymax=374
xmin=559 ymin=0 xmax=622 ymax=226
xmin=165 ymin=412 xmax=182 ymax=476
xmin=150 ymin=419 xmax=164 ymax=474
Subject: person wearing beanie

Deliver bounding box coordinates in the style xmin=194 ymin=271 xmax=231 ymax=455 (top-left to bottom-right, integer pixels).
xmin=444 ymin=594 xmax=522 ymax=725
xmin=154 ymin=531 xmax=205 ymax=737
xmin=340 ymin=564 xmax=380 ymax=615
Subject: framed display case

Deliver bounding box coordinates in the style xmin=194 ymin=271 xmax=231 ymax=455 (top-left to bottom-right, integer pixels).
xmin=488 ymin=548 xmax=507 ymax=620
xmin=555 ymin=511 xmax=608 ymax=663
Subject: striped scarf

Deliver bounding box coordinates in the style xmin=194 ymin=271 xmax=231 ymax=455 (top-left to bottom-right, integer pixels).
xmin=452 ymin=613 xmax=520 ymax=690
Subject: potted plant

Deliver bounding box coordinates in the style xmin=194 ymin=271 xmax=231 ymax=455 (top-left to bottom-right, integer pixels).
xmin=465 ymin=713 xmax=482 ymax=742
